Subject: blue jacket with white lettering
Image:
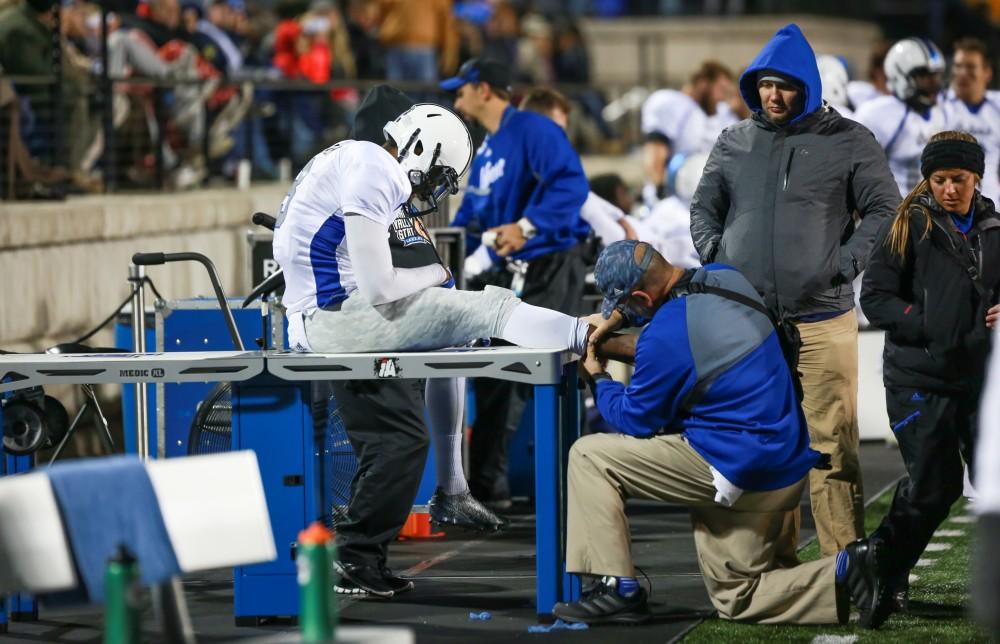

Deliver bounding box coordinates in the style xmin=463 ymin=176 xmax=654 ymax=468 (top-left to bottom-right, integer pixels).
xmin=594 ymin=264 xmax=820 ymax=491
xmin=451 ymin=106 xmax=590 ymax=261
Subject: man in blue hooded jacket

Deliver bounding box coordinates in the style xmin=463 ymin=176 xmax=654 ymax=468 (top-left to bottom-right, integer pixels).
xmin=690 ymin=24 xmax=900 ymax=556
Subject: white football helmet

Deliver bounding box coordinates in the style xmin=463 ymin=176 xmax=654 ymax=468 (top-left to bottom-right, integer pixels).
xmin=817 ymin=55 xmax=850 ymax=108
xmin=384 ymin=103 xmax=473 ymax=214
xmin=884 ymin=37 xmax=945 ymax=103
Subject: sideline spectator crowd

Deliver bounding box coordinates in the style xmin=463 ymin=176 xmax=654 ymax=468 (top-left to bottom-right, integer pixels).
xmin=0 ymin=0 xmax=611 ymax=198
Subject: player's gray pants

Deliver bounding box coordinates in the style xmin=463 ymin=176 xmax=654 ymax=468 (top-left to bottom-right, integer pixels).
xmin=303 ymin=285 xmax=520 ymax=353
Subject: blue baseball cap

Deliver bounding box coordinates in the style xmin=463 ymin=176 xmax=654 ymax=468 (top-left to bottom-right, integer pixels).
xmin=440 ymin=58 xmax=512 ymax=93
xmin=595 ymin=240 xmax=655 ymax=319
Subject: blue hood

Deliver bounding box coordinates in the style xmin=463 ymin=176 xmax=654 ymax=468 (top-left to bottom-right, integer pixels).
xmin=739 ymin=23 xmax=822 ymax=125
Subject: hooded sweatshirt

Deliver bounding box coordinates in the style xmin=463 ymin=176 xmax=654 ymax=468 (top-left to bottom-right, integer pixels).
xmin=690 ymin=24 xmax=899 ymax=318
xmin=738 ymin=23 xmax=822 ymax=126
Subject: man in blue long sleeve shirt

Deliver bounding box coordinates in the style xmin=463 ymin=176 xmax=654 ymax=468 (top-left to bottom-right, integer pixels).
xmin=441 ymin=58 xmax=591 ymax=506
xmin=552 ymin=240 xmax=893 ymax=629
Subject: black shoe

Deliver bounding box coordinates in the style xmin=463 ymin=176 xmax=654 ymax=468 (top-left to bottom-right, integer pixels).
xmin=380 ymin=565 xmax=414 ymax=595
xmin=551 ymin=577 xmax=652 ymax=625
xmin=429 ymin=488 xmax=509 ymax=532
xmin=839 ymin=538 xmax=892 ymax=629
xmin=333 ymin=561 xmax=394 ymax=598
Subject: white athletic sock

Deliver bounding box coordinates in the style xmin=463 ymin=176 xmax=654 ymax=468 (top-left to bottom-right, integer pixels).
xmin=500 ymin=302 xmax=590 ymax=355
xmin=425 ymin=377 xmax=469 ymax=495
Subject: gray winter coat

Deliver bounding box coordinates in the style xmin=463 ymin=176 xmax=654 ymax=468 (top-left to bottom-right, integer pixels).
xmin=689 ymin=106 xmax=900 ymax=318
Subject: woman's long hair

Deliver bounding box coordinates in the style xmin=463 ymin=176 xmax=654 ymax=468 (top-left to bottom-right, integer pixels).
xmin=886 ymin=130 xmax=981 ymax=260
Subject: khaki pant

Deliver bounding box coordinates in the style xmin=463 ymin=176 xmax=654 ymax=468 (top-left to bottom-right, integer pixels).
xmin=794 ymin=309 xmax=864 ymax=554
xmin=566 ymin=433 xmax=839 ymax=625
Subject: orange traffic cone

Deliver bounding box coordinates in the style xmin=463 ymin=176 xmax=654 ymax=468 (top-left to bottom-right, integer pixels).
xmin=397 ymin=510 xmax=445 ymax=540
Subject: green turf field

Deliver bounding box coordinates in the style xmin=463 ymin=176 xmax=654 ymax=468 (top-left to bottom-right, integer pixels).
xmin=681 ymin=488 xmax=988 ymax=643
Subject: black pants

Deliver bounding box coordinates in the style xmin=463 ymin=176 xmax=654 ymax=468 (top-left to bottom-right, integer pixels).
xmin=321 ymin=378 xmax=429 ymax=569
xmin=875 ymin=385 xmax=978 ymax=576
xmin=467 ymin=244 xmax=587 ymax=502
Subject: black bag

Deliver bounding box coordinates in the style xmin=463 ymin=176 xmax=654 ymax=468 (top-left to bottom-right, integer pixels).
xmin=682 ymin=282 xmax=804 ymax=403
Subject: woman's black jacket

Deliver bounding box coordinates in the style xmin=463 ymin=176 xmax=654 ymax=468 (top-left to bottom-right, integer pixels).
xmin=860 ymin=191 xmax=1000 ymax=392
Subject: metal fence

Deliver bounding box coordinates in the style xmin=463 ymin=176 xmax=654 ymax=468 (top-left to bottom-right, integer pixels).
xmin=0 ymin=68 xmax=645 ymax=200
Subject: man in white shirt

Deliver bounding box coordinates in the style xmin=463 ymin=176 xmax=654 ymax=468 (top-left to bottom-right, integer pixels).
xmin=945 ymin=37 xmax=1000 ymax=203
xmin=640 ymin=61 xmax=737 ymax=206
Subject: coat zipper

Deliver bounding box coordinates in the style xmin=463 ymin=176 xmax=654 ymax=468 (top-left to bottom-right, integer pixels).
xmin=782 ymin=147 xmax=795 ymax=191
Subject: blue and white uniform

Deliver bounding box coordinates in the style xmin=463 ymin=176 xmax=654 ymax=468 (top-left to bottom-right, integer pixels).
xmin=273 ymin=137 xmax=584 ymax=355
xmin=274 ymin=140 xmax=411 ymax=319
xmin=854 ymin=95 xmax=955 ymax=195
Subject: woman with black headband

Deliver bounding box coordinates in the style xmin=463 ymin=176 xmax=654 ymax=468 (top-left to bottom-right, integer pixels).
xmin=860 ymin=130 xmax=1000 ymax=614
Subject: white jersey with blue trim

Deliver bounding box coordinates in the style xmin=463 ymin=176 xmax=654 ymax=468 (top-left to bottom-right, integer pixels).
xmin=944 ymin=89 xmax=1000 ymax=203
xmin=846 ymin=80 xmax=881 ymax=110
xmin=272 ymin=140 xmax=411 ymax=319
xmin=854 ymin=94 xmax=953 ymax=196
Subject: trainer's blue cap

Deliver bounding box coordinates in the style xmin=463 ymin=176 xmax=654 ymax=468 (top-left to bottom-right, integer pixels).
xmin=440 ymin=58 xmax=512 ymax=93
xmin=595 ymin=240 xmax=655 ymax=319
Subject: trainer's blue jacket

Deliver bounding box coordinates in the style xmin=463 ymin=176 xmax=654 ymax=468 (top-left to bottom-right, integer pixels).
xmin=451 ymin=106 xmax=590 ymax=261
xmin=594 ymin=265 xmax=820 ymax=491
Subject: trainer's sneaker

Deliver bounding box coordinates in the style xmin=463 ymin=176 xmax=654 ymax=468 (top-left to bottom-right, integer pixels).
xmin=429 ymin=488 xmax=509 ymax=532
xmin=839 ymin=538 xmax=892 ymax=629
xmin=380 ymin=565 xmax=414 ymax=595
xmin=551 ymin=576 xmax=652 ymax=626
xmin=333 ymin=561 xmax=394 ymax=598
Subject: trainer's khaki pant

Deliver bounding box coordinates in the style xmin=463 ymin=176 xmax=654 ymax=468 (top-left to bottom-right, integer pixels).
xmin=565 ymin=433 xmax=839 ymax=625
xmin=794 ymin=309 xmax=864 ymax=554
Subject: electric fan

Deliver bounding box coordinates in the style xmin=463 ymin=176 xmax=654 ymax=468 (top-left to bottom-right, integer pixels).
xmin=187 ymin=383 xmax=359 ymax=528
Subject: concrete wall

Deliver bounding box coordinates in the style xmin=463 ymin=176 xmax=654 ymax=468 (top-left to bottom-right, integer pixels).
xmin=582 ymin=15 xmax=883 ymax=87
xmin=0 ymin=186 xmax=287 ymax=353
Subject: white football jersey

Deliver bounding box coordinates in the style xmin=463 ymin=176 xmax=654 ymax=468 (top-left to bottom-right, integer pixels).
xmin=854 ymin=95 xmax=956 ymax=195
xmin=641 ymin=89 xmax=719 ymax=156
xmin=944 ymin=89 xmax=1000 ymax=204
xmin=634 ymin=196 xmax=701 ymax=269
xmin=830 ymin=103 xmax=855 ymax=121
xmin=846 ymin=80 xmax=882 ymax=110
xmin=273 ymin=140 xmax=411 ymax=319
